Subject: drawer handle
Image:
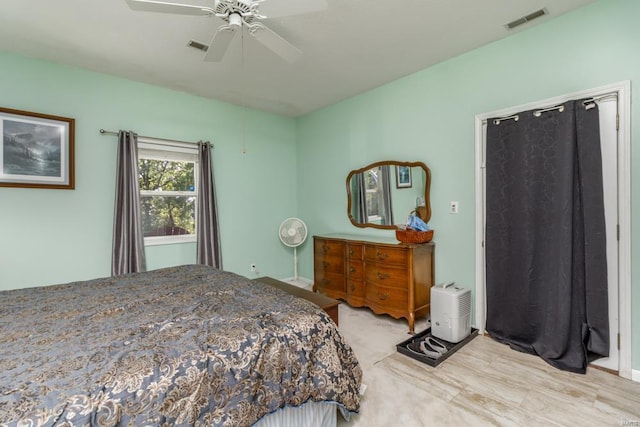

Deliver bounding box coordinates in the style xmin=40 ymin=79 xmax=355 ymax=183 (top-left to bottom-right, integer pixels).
xmin=376 ymin=251 xmax=388 ymax=260
xmin=377 ymin=272 xmax=390 ymax=280
xmin=323 ymin=244 xmax=330 ymax=253
xmin=323 ymin=261 xmax=330 ymax=269
xmin=350 ymin=284 xmax=356 ymax=292
xmin=349 ymin=249 xmax=354 ymax=255
xmin=349 ymin=267 xmax=356 ymax=273
xmin=377 ymin=292 xmax=389 ymax=301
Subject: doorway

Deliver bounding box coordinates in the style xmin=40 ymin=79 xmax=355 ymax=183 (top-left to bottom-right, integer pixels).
xmin=473 ymin=81 xmax=631 ymax=378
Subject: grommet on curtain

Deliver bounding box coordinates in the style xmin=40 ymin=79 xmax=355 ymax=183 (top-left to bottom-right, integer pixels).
xmin=533 ymin=105 xmax=565 ymax=117
xmin=493 ymin=115 xmax=519 ymax=125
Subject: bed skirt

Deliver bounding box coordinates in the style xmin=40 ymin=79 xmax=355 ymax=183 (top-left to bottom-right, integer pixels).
xmin=255 ymin=401 xmax=338 ymax=427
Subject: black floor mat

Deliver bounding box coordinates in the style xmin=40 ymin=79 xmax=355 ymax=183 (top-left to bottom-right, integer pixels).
xmin=397 ymin=327 xmax=478 ymax=367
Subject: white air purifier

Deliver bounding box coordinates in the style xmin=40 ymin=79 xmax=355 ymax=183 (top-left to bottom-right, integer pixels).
xmin=430 ymin=283 xmax=471 ymax=343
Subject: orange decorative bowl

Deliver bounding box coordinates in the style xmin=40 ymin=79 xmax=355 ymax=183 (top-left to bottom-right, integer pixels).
xmin=395 ymin=229 xmax=434 ymax=244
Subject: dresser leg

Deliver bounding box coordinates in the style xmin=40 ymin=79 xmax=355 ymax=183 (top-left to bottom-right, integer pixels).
xmin=408 ymin=313 xmax=415 ymax=334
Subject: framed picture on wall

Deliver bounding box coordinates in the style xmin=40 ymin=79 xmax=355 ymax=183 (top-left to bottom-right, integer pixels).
xmin=396 ymin=165 xmax=412 ymax=188
xmin=0 ymin=107 xmax=74 ymax=189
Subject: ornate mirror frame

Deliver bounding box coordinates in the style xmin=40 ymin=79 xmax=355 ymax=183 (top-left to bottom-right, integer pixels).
xmin=346 ymin=160 xmax=431 ymax=230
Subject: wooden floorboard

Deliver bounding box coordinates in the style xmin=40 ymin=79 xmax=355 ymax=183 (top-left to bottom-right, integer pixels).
xmin=337 ymin=305 xmax=640 ymax=426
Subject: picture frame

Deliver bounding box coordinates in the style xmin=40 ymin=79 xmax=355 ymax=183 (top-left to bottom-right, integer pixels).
xmin=396 ymin=165 xmax=412 ymax=188
xmin=0 ymin=107 xmax=74 ymax=189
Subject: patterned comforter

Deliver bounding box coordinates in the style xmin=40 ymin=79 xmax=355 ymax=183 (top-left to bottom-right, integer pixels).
xmin=0 ymin=265 xmax=361 ymax=426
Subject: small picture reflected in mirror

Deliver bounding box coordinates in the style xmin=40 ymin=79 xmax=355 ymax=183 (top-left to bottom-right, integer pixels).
xmin=396 ymin=165 xmax=412 ymax=188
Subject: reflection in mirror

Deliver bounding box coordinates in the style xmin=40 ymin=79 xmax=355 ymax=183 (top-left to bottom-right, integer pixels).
xmin=347 ymin=161 xmax=431 ymax=230
xmin=351 ymin=165 xmax=394 ymax=226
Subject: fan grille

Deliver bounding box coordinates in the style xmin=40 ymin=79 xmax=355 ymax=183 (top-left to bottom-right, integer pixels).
xmin=279 ymin=218 xmax=308 ymax=247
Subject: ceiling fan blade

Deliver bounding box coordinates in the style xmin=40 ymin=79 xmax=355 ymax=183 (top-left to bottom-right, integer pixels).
xmin=257 ymin=0 xmax=327 ymax=18
xmin=204 ymin=24 xmax=238 ymax=61
xmin=248 ymin=22 xmax=302 ymax=63
xmin=125 ymin=0 xmax=214 ymax=16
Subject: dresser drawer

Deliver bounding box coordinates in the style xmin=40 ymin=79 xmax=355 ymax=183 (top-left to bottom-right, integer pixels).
xmin=364 ymin=245 xmax=409 ymax=265
xmin=347 ymin=243 xmax=363 ymax=259
xmin=365 ymin=283 xmax=408 ymax=313
xmin=314 ymin=255 xmax=345 ymax=274
xmin=347 ymin=260 xmax=363 ymax=280
xmin=315 ymin=271 xmax=346 ymax=294
xmin=315 ymin=239 xmax=345 ymax=258
xmin=346 ymin=279 xmax=365 ymax=307
xmin=365 ymin=263 xmax=409 ymax=289
xmin=347 ymin=280 xmax=365 ymax=299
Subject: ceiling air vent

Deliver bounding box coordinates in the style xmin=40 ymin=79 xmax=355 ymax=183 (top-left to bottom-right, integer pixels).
xmin=505 ymin=8 xmax=547 ymax=30
xmin=188 ymin=40 xmax=209 ymax=52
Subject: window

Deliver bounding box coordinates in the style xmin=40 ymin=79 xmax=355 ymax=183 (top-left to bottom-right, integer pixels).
xmin=364 ymin=166 xmax=392 ymax=225
xmin=365 ymin=167 xmax=382 ymax=223
xmin=138 ymin=144 xmax=198 ymax=245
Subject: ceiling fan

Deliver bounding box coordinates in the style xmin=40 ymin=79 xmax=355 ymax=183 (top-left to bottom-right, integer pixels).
xmin=125 ymin=0 xmax=327 ymax=63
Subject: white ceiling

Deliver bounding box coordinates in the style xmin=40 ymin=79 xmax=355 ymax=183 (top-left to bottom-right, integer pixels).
xmin=0 ymin=0 xmax=597 ymax=117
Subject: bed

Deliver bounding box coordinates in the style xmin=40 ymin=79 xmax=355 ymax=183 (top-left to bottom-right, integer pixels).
xmin=0 ymin=264 xmax=361 ymax=426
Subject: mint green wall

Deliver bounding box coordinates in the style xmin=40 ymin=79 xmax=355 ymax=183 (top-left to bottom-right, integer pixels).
xmin=0 ymin=53 xmax=297 ymax=289
xmin=297 ymin=0 xmax=639 ymax=370
xmin=1 ymin=0 xmax=638 ymax=372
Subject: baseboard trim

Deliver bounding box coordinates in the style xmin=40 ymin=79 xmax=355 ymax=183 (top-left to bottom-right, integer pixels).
xmin=280 ymin=276 xmax=314 ymax=290
xmin=632 ymin=369 xmax=640 ymax=383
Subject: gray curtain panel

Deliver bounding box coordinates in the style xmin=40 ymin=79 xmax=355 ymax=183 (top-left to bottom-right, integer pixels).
xmin=196 ymin=141 xmax=222 ymax=268
xmin=381 ymin=165 xmax=394 ymax=225
xmin=112 ymin=131 xmax=147 ymax=276
xmin=353 ymin=173 xmax=367 ymax=223
xmin=485 ymin=100 xmax=609 ymax=374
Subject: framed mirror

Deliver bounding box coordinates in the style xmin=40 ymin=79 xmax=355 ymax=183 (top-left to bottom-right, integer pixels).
xmin=346 ymin=160 xmax=431 ymax=230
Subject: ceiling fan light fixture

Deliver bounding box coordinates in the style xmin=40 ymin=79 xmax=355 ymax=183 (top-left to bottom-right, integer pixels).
xmin=228 ymin=12 xmax=243 ymax=28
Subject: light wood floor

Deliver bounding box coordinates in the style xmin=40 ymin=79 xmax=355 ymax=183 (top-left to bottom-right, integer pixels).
xmin=336 ymin=304 xmax=640 ymax=427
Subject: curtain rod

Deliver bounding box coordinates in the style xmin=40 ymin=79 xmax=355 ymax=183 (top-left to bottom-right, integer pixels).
xmin=99 ymin=129 xmax=212 ymax=149
xmin=483 ymin=91 xmax=619 ymax=125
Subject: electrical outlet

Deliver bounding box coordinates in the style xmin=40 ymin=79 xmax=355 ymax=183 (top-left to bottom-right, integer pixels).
xmin=449 ymin=201 xmax=459 ymax=214
xmin=250 ymin=263 xmax=256 ymax=272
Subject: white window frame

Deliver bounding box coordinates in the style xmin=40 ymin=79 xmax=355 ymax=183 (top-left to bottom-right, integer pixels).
xmin=138 ymin=142 xmax=198 ymax=246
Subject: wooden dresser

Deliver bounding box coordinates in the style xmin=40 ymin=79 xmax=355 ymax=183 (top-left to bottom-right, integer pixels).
xmin=313 ymin=233 xmax=434 ymax=333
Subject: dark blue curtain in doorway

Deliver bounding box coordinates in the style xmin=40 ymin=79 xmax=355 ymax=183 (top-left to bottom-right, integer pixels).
xmin=485 ymin=99 xmax=609 ymax=373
